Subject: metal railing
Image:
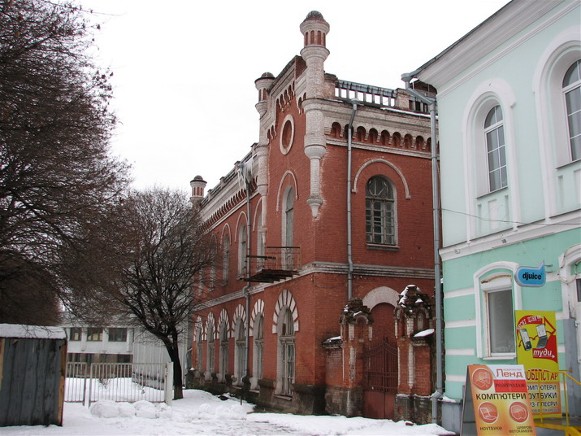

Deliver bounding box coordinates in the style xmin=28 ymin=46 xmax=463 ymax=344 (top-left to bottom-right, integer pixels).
xmin=245 ymin=246 xmax=300 ymax=283
xmin=65 ymin=362 xmax=173 ymax=406
xmin=533 ymin=370 xmax=581 ymax=435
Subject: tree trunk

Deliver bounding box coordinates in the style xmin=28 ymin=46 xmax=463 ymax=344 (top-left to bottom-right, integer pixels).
xmin=164 ymin=340 xmax=184 ymax=400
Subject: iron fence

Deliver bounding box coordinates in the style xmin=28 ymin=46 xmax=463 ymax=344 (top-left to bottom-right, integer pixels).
xmin=65 ymin=362 xmax=173 ymax=406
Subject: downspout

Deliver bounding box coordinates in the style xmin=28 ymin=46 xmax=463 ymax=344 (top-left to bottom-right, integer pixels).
xmin=347 ymin=103 xmax=358 ymax=301
xmin=242 ymin=164 xmax=252 ymax=387
xmin=401 ymin=76 xmax=443 ymax=423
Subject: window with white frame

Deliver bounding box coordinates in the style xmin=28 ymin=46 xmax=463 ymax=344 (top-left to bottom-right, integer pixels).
xmin=86 ymin=327 xmax=103 ymax=342
xmin=222 ymin=233 xmax=230 ymax=284
xmin=481 ymin=275 xmax=516 ymax=356
xmin=366 ymin=176 xmax=396 ymax=245
xmin=69 ymin=327 xmax=82 ymax=341
xmin=563 ymin=59 xmax=581 ymax=162
xmin=207 ymin=323 xmax=215 ymax=375
xmin=235 ymin=319 xmax=246 ymax=385
xmin=238 ymin=222 xmax=247 ymax=277
xmin=485 ymin=105 xmax=507 ymax=192
xmin=219 ymin=322 xmax=229 ymax=381
xmin=254 ymin=314 xmax=264 ymax=382
xmin=196 ymin=327 xmax=203 ymax=371
xmin=278 ymin=308 xmax=295 ymax=396
xmin=107 ymin=328 xmax=127 ymax=342
xmin=282 ymin=188 xmax=294 ymax=268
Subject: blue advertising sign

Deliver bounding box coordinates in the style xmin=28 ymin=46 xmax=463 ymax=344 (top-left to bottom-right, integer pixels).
xmin=515 ymin=263 xmax=546 ymax=287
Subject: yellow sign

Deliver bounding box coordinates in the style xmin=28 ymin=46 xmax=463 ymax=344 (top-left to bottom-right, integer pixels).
xmin=515 ymin=310 xmax=561 ymax=417
xmin=462 ymin=364 xmax=536 ymax=435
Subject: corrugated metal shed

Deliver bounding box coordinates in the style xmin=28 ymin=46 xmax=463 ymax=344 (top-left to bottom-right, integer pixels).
xmin=0 ymin=324 xmax=67 ymax=427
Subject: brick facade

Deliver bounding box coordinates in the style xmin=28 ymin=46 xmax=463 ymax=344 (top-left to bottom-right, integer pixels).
xmin=188 ymin=11 xmax=437 ymax=421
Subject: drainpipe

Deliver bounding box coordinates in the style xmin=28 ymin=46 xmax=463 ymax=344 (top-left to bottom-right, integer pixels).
xmin=347 ymin=103 xmax=358 ymax=301
xmin=401 ymin=76 xmax=442 ymax=424
xmin=240 ymin=162 xmax=252 ymax=386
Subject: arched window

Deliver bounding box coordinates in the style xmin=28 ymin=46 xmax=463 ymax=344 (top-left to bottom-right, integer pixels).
xmin=235 ymin=319 xmax=246 ymax=385
xmin=366 ymin=176 xmax=396 ymax=246
xmin=222 ymin=233 xmax=230 ymax=284
xmin=563 ymin=59 xmax=581 ymax=161
xmin=484 ymin=105 xmax=507 ymax=192
xmin=282 ymin=188 xmax=294 ymax=268
xmin=206 ymin=322 xmax=215 ymax=376
xmin=253 ymin=314 xmax=264 ymax=383
xmin=195 ymin=325 xmax=203 ymax=371
xmin=278 ymin=308 xmax=295 ymax=396
xmin=238 ymin=222 xmax=247 ymax=277
xmin=209 ymin=237 xmax=217 ymax=289
xmin=219 ymin=322 xmax=229 ymax=381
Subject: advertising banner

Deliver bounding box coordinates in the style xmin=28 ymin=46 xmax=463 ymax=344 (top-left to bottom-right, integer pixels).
xmin=462 ymin=364 xmax=536 ymax=435
xmin=515 ymin=310 xmax=561 ymax=417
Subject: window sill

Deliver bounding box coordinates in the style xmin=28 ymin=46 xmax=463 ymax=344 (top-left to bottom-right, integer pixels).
xmin=476 ymin=186 xmax=508 ymax=200
xmin=482 ymin=354 xmax=516 ymax=361
xmin=274 ymin=394 xmax=293 ymax=401
xmin=367 ymin=243 xmax=399 ymax=252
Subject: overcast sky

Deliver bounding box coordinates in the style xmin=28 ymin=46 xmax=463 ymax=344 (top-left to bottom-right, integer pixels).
xmin=79 ymin=0 xmax=510 ymax=193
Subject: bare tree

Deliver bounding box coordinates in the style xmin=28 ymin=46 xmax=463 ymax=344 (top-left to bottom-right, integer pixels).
xmin=0 ymin=0 xmax=130 ymax=324
xmin=62 ymin=188 xmax=216 ymax=399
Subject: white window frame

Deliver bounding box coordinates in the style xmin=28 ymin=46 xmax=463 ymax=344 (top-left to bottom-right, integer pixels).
xmin=563 ymin=59 xmax=581 ymax=162
xmin=484 ymin=105 xmax=507 ymax=193
xmin=277 ymin=308 xmax=295 ymax=397
xmin=253 ymin=314 xmax=264 ymax=386
xmin=219 ymin=322 xmax=229 ymax=382
xmin=474 ymin=262 xmax=521 ymax=359
xmin=234 ymin=319 xmax=246 ymax=385
xmin=365 ymin=175 xmax=397 ymax=246
xmin=237 ymin=219 xmax=248 ymax=278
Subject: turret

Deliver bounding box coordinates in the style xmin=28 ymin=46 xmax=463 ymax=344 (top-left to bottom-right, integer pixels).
xmin=190 ymin=175 xmax=207 ymax=207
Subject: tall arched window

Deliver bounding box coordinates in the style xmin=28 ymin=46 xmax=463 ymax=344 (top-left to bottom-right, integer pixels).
xmin=235 ymin=319 xmax=246 ymax=385
xmin=238 ymin=222 xmax=247 ymax=277
xmin=279 ymin=308 xmax=295 ymax=396
xmin=563 ymin=59 xmax=581 ymax=161
xmin=195 ymin=326 xmax=203 ymax=371
xmin=366 ymin=176 xmax=396 ymax=245
xmin=222 ymin=233 xmax=230 ymax=284
xmin=282 ymin=188 xmax=294 ymax=268
xmin=484 ymin=105 xmax=507 ymax=192
xmin=253 ymin=314 xmax=264 ymax=383
xmin=219 ymin=322 xmax=229 ymax=381
xmin=206 ymin=323 xmax=215 ymax=376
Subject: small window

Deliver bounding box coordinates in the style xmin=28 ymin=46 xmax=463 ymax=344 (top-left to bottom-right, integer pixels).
xmin=563 ymin=60 xmax=581 ymax=162
xmin=108 ymin=328 xmax=127 ymax=342
xmin=86 ymin=328 xmax=103 ymax=342
xmin=69 ymin=327 xmax=82 ymax=341
xmin=366 ymin=176 xmax=396 ymax=245
xmin=484 ymin=105 xmax=507 ymax=192
xmin=485 ymin=288 xmax=515 ymax=354
xmin=279 ymin=308 xmax=295 ymax=396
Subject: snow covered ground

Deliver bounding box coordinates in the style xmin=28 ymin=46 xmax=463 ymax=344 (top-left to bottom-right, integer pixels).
xmin=3 ymin=388 xmax=456 ymax=435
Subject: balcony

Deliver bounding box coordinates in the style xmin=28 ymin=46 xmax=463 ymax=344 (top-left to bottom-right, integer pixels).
xmin=243 ymin=246 xmax=300 ymax=283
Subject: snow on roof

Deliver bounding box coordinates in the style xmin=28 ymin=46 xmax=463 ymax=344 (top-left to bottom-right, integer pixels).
xmin=0 ymin=323 xmax=66 ymax=340
xmin=413 ymin=328 xmax=434 ymax=338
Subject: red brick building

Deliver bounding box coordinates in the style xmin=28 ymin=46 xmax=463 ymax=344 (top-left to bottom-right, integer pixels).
xmin=189 ymin=11 xmax=437 ymax=421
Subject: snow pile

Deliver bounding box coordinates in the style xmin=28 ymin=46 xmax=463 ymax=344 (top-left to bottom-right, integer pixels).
xmin=3 ymin=388 xmax=454 ymax=435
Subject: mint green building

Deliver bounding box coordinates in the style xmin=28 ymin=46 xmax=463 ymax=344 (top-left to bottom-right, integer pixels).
xmin=405 ymin=0 xmax=581 ymax=431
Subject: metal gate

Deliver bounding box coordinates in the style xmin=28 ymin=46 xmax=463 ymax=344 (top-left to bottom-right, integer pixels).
xmin=64 ymin=362 xmax=173 ymax=406
xmin=362 ymin=339 xmax=398 ymax=419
